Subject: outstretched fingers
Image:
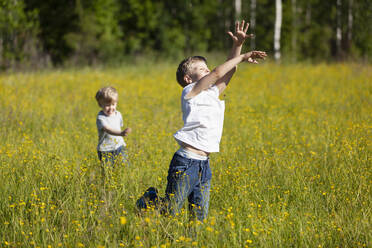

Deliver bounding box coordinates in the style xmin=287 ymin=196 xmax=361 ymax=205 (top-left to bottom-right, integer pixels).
xmin=227 ymin=31 xmax=238 ymax=43
xmin=251 ymin=51 xmax=267 ymax=59
xmin=240 ymin=20 xmax=245 ymax=31
xmin=243 ymin=51 xmax=267 ymax=63
xmin=244 ymin=21 xmax=249 ymax=33
xmin=230 ymin=20 xmax=254 ymax=44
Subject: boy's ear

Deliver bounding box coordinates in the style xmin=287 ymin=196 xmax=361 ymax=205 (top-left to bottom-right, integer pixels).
xmin=184 ymin=75 xmax=193 ymax=84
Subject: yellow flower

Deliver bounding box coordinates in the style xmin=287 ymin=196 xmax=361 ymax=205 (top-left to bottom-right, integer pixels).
xmin=210 ymin=217 xmax=216 ymax=225
xmin=120 ymin=216 xmax=127 ymax=225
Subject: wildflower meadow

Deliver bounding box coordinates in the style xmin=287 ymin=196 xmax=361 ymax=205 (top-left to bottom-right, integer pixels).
xmin=0 ymin=62 xmax=371 ymax=247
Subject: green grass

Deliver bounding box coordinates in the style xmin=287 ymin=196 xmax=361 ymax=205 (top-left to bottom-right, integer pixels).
xmin=0 ymin=63 xmax=371 ymax=247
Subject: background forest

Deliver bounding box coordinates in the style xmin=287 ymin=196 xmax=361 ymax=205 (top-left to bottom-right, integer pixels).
xmin=1 ymin=0 xmax=371 ymax=70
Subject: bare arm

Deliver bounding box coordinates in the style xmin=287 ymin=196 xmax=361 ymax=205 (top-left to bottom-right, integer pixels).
xmin=103 ymin=126 xmax=132 ymax=136
xmin=215 ymin=20 xmax=254 ymax=94
xmin=185 ymin=51 xmax=267 ymax=99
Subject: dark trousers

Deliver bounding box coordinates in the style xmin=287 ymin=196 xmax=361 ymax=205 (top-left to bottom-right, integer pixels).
xmin=165 ymin=153 xmax=212 ymax=221
xmin=97 ymin=146 xmax=129 ymax=166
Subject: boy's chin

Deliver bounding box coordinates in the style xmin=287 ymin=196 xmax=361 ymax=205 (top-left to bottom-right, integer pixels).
xmin=104 ymin=111 xmax=114 ymax=116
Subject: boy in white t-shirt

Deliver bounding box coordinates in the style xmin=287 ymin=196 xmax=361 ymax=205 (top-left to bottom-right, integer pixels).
xmin=165 ymin=21 xmax=267 ymax=221
xmin=95 ymin=86 xmax=132 ymax=166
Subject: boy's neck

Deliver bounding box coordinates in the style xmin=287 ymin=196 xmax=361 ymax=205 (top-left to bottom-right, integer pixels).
xmin=102 ymin=110 xmax=116 ymax=116
xmin=184 ymin=82 xmax=195 ymax=87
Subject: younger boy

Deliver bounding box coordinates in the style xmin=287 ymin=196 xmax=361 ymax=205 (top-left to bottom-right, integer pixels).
xmin=165 ymin=21 xmax=266 ymax=221
xmin=95 ymin=86 xmax=131 ymax=166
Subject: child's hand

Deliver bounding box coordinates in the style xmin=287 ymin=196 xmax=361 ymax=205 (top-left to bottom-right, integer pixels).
xmin=227 ymin=20 xmax=254 ymax=46
xmin=122 ymin=127 xmax=132 ymax=136
xmin=243 ymin=51 xmax=267 ymax=64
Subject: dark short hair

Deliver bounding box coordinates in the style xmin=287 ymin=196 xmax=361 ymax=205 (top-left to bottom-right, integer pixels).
xmin=176 ymin=56 xmax=207 ymax=87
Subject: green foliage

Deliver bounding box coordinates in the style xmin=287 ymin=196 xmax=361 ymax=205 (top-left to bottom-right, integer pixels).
xmin=255 ymin=0 xmax=275 ymax=52
xmin=25 ymin=0 xmax=77 ymax=64
xmin=64 ymin=0 xmax=123 ymax=65
xmin=120 ymin=0 xmax=163 ymax=53
xmin=352 ymin=0 xmax=372 ymax=60
xmin=1 ymin=0 xmax=372 ymax=68
xmin=300 ymin=25 xmax=333 ymax=61
xmin=0 ymin=0 xmax=43 ymax=69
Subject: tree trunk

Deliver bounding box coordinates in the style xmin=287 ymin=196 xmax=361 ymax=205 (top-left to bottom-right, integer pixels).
xmin=336 ymin=0 xmax=342 ymax=58
xmin=347 ymin=0 xmax=353 ymax=53
xmin=250 ymin=0 xmax=256 ymax=50
xmin=235 ymin=0 xmax=242 ymax=19
xmin=291 ymin=0 xmax=297 ymax=62
xmin=274 ymin=0 xmax=282 ymax=61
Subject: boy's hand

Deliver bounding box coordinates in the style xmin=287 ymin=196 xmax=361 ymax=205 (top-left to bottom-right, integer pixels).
xmin=122 ymin=127 xmax=132 ymax=136
xmin=227 ymin=20 xmax=254 ymax=46
xmin=243 ymin=51 xmax=267 ymax=64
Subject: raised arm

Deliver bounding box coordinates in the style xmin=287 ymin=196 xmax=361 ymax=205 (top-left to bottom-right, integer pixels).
xmin=185 ymin=51 xmax=267 ymax=99
xmin=215 ymin=20 xmax=254 ymax=94
xmin=228 ymin=20 xmax=253 ymax=59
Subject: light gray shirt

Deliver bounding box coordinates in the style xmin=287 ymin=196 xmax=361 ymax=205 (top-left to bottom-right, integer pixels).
xmin=96 ymin=110 xmax=126 ymax=151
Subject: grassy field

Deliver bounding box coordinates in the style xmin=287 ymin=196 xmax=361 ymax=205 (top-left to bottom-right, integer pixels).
xmin=0 ymin=62 xmax=371 ymax=247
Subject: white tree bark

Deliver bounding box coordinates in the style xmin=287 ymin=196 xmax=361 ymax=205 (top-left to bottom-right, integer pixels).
xmin=274 ymin=0 xmax=282 ymax=61
xmin=250 ymin=0 xmax=256 ymax=50
xmin=336 ymin=0 xmax=342 ymax=57
xmin=235 ymin=0 xmax=242 ymax=19
xmin=347 ymin=0 xmax=353 ymax=46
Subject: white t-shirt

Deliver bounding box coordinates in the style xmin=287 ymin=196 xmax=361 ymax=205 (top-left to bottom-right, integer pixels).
xmin=96 ymin=110 xmax=126 ymax=151
xmin=173 ymin=83 xmax=225 ymax=153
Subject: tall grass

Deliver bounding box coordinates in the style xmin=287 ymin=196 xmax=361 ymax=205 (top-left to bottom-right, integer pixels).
xmin=0 ymin=63 xmax=371 ymax=247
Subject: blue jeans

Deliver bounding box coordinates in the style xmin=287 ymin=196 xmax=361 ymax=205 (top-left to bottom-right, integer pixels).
xmin=97 ymin=146 xmax=129 ymax=166
xmin=165 ymin=153 xmax=212 ymax=221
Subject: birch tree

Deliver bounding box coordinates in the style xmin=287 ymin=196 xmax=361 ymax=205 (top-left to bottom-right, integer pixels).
xmin=235 ymin=0 xmax=241 ymax=19
xmin=274 ymin=0 xmax=282 ymax=60
xmin=336 ymin=0 xmax=342 ymax=58
xmin=250 ymin=0 xmax=256 ymax=50
xmin=347 ymin=0 xmax=353 ymax=53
